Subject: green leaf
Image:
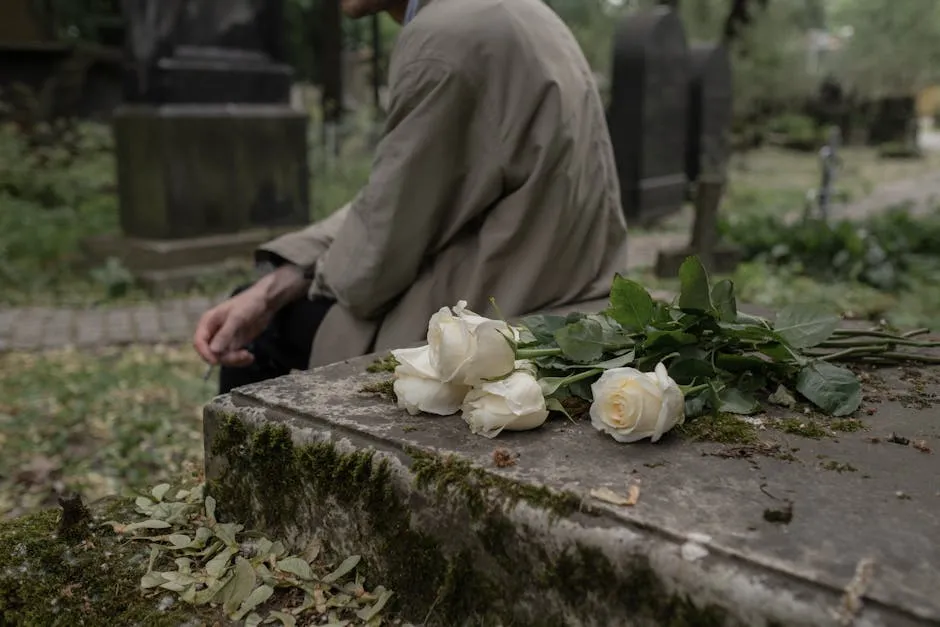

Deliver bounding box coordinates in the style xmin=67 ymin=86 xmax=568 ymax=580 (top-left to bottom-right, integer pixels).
xmin=140 ymin=572 xmax=167 ymax=590
xmin=544 ymin=398 xmax=572 ymax=420
xmin=268 ymin=610 xmax=298 ymax=627
xmin=643 ymin=330 xmax=698 ymax=352
xmin=213 ymin=522 xmax=241 ymax=547
xmin=678 ymin=256 xmax=712 ymax=311
xmin=553 ymin=315 xmax=630 ymax=363
xmin=710 ymin=279 xmax=737 ymax=322
xmin=232 ymin=584 xmax=274 ymax=621
xmin=151 ymin=483 xmax=171 ymax=502
xmin=244 ymin=613 xmax=264 ymax=627
xmin=667 ymin=358 xmax=715 ymax=384
xmin=206 ymin=546 xmax=238 ymax=579
xmin=219 ymin=557 xmax=257 ymax=615
xmin=167 ymin=534 xmax=192 ymax=549
xmin=276 ymin=556 xmax=315 ymax=580
xmin=322 ymin=555 xmax=361 ymax=583
xmin=123 ymin=519 xmax=172 ymax=533
xmin=205 ymin=496 xmax=217 ymax=524
xmin=714 ymin=353 xmax=774 ymax=373
xmin=519 ymin=314 xmax=568 ymax=344
xmin=718 ymin=388 xmax=761 ymax=415
xmin=774 ymin=305 xmax=840 ymax=348
xmin=356 ymin=587 xmax=394 ymax=621
xmin=768 ymin=384 xmax=797 ymax=408
xmin=608 ymin=274 xmax=655 ymax=330
xmin=716 ymin=322 xmax=778 ymax=344
xmin=796 ymin=362 xmax=862 ymax=416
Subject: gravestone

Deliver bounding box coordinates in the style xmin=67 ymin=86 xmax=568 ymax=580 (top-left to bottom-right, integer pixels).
xmin=84 ymin=0 xmax=308 ymax=291
xmin=204 ymin=343 xmax=940 ymax=625
xmin=608 ymin=7 xmax=690 ymax=227
xmin=656 ymin=43 xmax=740 ymax=277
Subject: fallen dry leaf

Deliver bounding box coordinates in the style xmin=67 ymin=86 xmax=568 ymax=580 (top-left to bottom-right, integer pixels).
xmin=492 ymin=448 xmax=516 ymax=468
xmin=912 ymin=440 xmax=932 ymax=454
xmin=590 ymin=485 xmax=640 ymax=507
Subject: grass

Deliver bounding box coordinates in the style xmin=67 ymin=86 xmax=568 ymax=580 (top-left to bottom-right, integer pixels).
xmin=0 ymin=109 xmax=378 ymax=307
xmin=647 ymin=145 xmax=940 ymax=235
xmin=0 ymin=345 xmax=212 ymax=519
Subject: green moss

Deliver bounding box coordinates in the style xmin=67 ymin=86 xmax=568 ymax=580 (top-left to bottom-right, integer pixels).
xmin=677 ymin=413 xmax=758 ymax=444
xmin=209 ymin=416 xmax=466 ymax=622
xmin=821 ymin=460 xmax=857 ymax=473
xmin=776 ymin=418 xmax=828 ymax=439
xmin=0 ymin=497 xmax=217 ymax=626
xmin=359 ymin=378 xmax=396 ymax=402
xmin=830 ymin=419 xmax=865 ymax=432
xmin=208 ymin=414 xmax=735 ymax=626
xmin=547 ymin=544 xmax=729 ymax=627
xmin=409 ymin=450 xmax=583 ymax=519
xmin=366 ymin=354 xmax=399 ymax=373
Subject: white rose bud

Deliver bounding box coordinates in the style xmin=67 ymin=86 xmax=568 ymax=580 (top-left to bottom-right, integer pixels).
xmin=391 ymin=346 xmax=470 ymax=416
xmin=589 ymin=362 xmax=685 ymax=443
xmin=427 ymin=301 xmax=516 ymax=386
xmin=461 ymin=362 xmax=549 ymax=438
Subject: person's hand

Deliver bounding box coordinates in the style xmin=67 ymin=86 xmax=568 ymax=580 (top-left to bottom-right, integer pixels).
xmin=193 ymin=286 xmax=274 ymax=368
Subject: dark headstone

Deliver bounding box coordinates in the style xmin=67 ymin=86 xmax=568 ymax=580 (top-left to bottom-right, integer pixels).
xmin=121 ymin=0 xmax=291 ymax=104
xmin=868 ymin=96 xmax=917 ymax=146
xmin=655 ymin=42 xmax=740 ymax=278
xmin=608 ymin=7 xmax=690 ymax=226
xmin=100 ymin=0 xmax=309 ymax=290
xmin=685 ymin=44 xmax=733 ymax=184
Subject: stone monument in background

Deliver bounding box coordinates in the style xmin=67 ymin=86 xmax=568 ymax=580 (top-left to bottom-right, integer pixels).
xmin=655 ymin=43 xmax=741 ymax=277
xmin=84 ymin=0 xmax=309 ymax=291
xmin=607 ymin=6 xmax=690 ymax=227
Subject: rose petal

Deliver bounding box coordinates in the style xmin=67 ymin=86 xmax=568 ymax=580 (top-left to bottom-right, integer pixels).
xmin=394 ymin=375 xmax=469 ymax=416
xmin=392 ymin=346 xmax=438 ymax=379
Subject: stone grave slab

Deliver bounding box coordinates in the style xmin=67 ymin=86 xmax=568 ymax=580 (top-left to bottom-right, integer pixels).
xmin=608 ymin=7 xmax=690 ymax=227
xmin=204 ymin=350 xmax=940 ymax=626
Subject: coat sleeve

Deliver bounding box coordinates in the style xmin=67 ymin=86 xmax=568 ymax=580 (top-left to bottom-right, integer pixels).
xmin=255 ymin=201 xmax=354 ymax=269
xmin=312 ymin=58 xmax=494 ymax=319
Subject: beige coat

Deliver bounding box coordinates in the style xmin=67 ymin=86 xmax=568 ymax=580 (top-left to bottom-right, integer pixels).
xmin=259 ymin=0 xmax=628 ymax=367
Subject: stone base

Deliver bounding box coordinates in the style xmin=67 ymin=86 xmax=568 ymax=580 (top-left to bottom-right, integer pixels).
xmin=654 ymin=245 xmax=743 ymax=278
xmin=81 ymin=227 xmax=292 ymax=293
xmin=204 ymin=356 xmax=940 ymax=626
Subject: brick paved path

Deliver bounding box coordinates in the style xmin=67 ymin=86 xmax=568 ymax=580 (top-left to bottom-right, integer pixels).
xmin=0 ymin=170 xmax=936 ymax=353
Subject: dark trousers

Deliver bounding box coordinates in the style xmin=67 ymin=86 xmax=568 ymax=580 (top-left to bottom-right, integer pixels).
xmin=218 ymin=285 xmax=334 ymax=395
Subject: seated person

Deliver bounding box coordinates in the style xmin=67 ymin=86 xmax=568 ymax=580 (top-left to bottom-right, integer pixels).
xmin=193 ymin=0 xmax=628 ymax=394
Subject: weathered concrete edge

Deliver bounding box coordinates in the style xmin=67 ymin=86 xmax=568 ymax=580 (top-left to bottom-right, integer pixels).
xmin=202 ymin=393 xmax=930 ymax=627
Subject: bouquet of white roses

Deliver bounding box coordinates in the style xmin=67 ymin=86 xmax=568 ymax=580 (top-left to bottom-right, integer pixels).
xmin=389 ymin=256 xmax=940 ymax=444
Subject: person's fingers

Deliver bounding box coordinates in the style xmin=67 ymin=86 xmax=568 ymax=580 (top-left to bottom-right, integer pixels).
xmin=193 ymin=309 xmax=225 ymax=364
xmin=218 ymin=349 xmax=255 ymax=368
xmin=208 ymin=314 xmax=245 ymax=356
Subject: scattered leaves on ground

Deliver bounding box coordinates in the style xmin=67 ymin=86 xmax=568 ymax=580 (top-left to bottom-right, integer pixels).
xmin=111 ymin=483 xmax=396 ymax=625
xmin=0 ymin=345 xmax=210 ymax=519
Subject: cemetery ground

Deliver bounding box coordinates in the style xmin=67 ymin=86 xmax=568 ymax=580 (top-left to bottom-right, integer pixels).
xmin=2 ymin=119 xmax=940 ymax=624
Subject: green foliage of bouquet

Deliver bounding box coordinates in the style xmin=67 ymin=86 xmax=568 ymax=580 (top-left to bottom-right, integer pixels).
xmin=388 ymin=256 xmax=939 ymax=444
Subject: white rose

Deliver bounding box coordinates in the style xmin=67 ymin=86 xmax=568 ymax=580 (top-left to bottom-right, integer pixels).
xmin=461 ymin=362 xmax=549 ymax=438
xmin=427 ymin=301 xmax=516 ymax=386
xmin=391 ymin=346 xmax=470 ymax=416
xmin=589 ymin=363 xmax=685 ymax=443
